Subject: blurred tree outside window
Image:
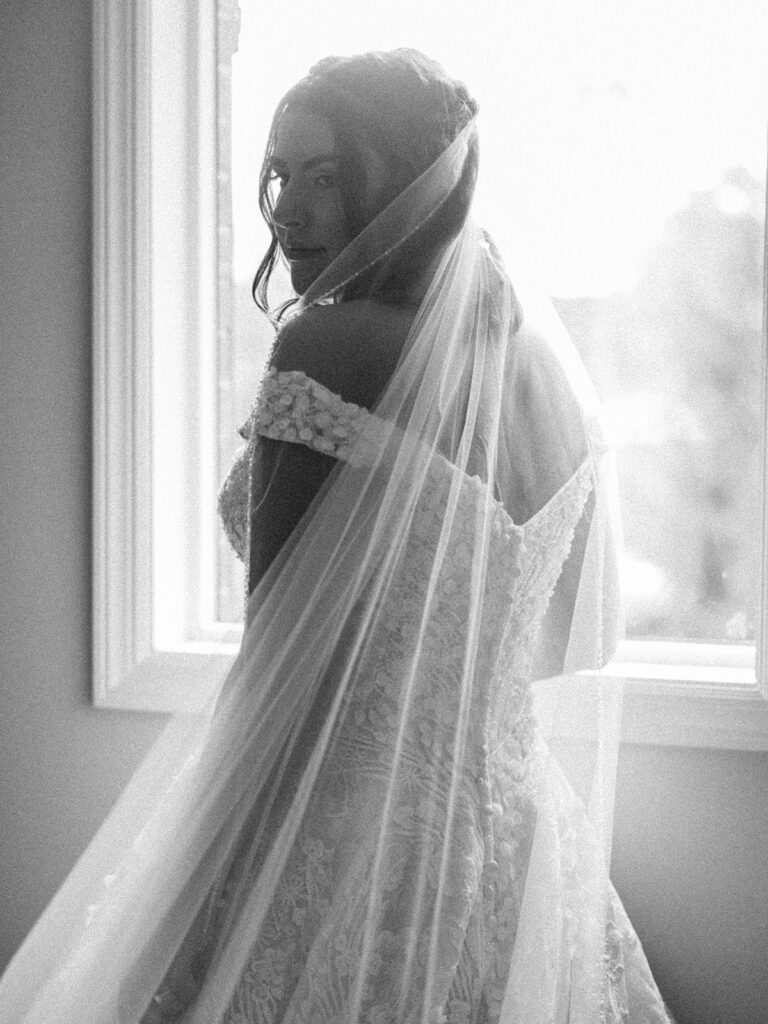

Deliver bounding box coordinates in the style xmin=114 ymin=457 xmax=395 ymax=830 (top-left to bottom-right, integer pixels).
xmin=555 ymin=169 xmax=764 ymax=641
xmin=215 ymin=0 xmax=766 ymax=646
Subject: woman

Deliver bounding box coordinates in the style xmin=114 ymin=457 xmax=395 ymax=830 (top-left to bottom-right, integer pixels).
xmin=0 ymin=50 xmax=673 ymax=1023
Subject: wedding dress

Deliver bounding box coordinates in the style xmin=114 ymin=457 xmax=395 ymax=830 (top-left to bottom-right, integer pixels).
xmin=216 ymin=364 xmax=673 ymax=1024
xmin=0 ymin=118 xmax=675 ymax=1024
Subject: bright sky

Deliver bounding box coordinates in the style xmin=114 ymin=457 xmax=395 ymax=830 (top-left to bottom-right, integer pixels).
xmin=230 ymin=0 xmax=767 ymax=295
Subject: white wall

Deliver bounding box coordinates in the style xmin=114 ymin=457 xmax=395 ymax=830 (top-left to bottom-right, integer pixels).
xmin=613 ymin=745 xmax=768 ymax=1023
xmin=1 ymin=4 xmax=767 ymax=1022
xmin=0 ymin=0 xmax=166 ymax=970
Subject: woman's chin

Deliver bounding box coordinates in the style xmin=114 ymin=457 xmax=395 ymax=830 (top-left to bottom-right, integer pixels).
xmin=289 ymin=261 xmax=325 ymax=296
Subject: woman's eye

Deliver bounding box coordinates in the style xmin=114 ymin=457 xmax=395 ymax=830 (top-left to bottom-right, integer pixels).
xmin=268 ymin=171 xmax=288 ymax=189
xmin=314 ymin=173 xmax=338 ymax=189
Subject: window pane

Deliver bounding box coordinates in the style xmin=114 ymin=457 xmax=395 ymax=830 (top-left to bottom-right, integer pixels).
xmin=555 ymin=171 xmax=764 ymax=642
xmin=219 ymin=0 xmax=767 ymax=641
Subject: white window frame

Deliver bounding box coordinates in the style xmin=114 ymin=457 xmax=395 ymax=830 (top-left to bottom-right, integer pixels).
xmin=92 ymin=0 xmax=239 ymax=713
xmin=91 ymin=0 xmax=768 ymax=750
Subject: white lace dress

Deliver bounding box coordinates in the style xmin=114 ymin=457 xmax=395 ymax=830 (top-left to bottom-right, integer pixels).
xmin=216 ymin=368 xmax=674 ymax=1024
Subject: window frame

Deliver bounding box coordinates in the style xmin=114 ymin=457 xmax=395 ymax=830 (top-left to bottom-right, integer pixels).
xmin=91 ymin=0 xmax=768 ymax=750
xmin=92 ymin=0 xmax=238 ymax=713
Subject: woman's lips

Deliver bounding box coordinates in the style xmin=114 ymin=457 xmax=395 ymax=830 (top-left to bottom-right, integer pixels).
xmin=283 ymin=245 xmax=326 ymax=261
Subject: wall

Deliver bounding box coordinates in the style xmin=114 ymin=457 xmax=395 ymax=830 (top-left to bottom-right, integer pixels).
xmin=0 ymin=0 xmax=166 ymax=971
xmin=613 ymin=745 xmax=768 ymax=1023
xmin=1 ymin=4 xmax=767 ymax=1022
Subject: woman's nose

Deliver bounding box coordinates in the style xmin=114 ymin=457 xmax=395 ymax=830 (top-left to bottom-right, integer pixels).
xmin=272 ymin=186 xmax=307 ymax=229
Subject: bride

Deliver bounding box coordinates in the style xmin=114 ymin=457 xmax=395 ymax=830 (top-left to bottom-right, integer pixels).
xmin=0 ymin=49 xmax=674 ymax=1024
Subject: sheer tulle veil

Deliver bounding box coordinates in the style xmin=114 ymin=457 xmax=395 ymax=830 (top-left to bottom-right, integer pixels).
xmin=0 ymin=109 xmax=624 ymax=1023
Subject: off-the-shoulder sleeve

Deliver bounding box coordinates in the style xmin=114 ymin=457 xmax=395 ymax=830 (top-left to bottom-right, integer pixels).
xmin=240 ymin=367 xmax=393 ymax=468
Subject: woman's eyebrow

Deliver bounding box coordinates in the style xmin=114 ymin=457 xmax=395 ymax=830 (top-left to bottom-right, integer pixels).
xmin=269 ymin=154 xmax=339 ymax=172
xmin=302 ymin=154 xmax=339 ymax=170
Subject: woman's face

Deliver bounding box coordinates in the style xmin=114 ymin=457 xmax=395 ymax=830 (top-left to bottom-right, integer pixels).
xmin=269 ymin=107 xmax=352 ymax=295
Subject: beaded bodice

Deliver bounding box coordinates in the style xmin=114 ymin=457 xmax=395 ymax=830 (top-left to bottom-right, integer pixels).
xmin=218 ymin=366 xmax=594 ymax=739
xmin=219 ymin=367 xmax=593 ymax=770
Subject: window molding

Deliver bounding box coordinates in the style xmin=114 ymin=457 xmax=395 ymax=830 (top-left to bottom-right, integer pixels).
xmin=92 ymin=0 xmax=238 ymax=713
xmin=611 ymin=641 xmax=768 ymax=750
xmin=613 ymin=134 xmax=768 ymax=750
xmin=91 ymin=0 xmax=768 ymax=750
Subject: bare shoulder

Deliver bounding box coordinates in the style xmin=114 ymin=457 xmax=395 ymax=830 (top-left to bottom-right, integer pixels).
xmin=272 ymin=300 xmax=416 ymax=408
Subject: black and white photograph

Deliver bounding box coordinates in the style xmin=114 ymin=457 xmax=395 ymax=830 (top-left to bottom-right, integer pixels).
xmin=1 ymin=1 xmax=766 ymax=1022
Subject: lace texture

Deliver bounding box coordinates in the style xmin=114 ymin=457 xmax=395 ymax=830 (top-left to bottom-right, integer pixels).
xmin=217 ymin=370 xmax=672 ymax=1024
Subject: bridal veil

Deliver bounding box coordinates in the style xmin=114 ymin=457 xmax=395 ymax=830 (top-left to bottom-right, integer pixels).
xmin=0 ymin=112 xmax=625 ymax=1023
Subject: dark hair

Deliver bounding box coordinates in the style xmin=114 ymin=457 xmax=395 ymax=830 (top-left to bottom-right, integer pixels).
xmin=252 ymin=48 xmax=479 ymax=317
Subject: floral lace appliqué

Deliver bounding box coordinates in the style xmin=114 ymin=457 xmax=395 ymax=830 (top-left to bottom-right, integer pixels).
xmin=244 ymin=367 xmax=393 ymax=466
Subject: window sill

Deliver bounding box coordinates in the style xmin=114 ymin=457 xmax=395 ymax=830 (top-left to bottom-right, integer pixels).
xmin=92 ymin=646 xmax=237 ymax=714
xmin=611 ymin=640 xmax=768 ymax=751
xmin=95 ymin=638 xmax=768 ymax=753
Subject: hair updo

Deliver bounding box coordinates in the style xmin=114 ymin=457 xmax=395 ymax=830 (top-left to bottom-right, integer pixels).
xmin=253 ymin=48 xmax=479 ymax=315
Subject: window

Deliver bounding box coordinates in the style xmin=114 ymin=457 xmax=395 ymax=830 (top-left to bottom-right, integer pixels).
xmin=92 ymin=0 xmax=768 ymax=749
xmin=92 ymin=0 xmax=240 ymax=711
